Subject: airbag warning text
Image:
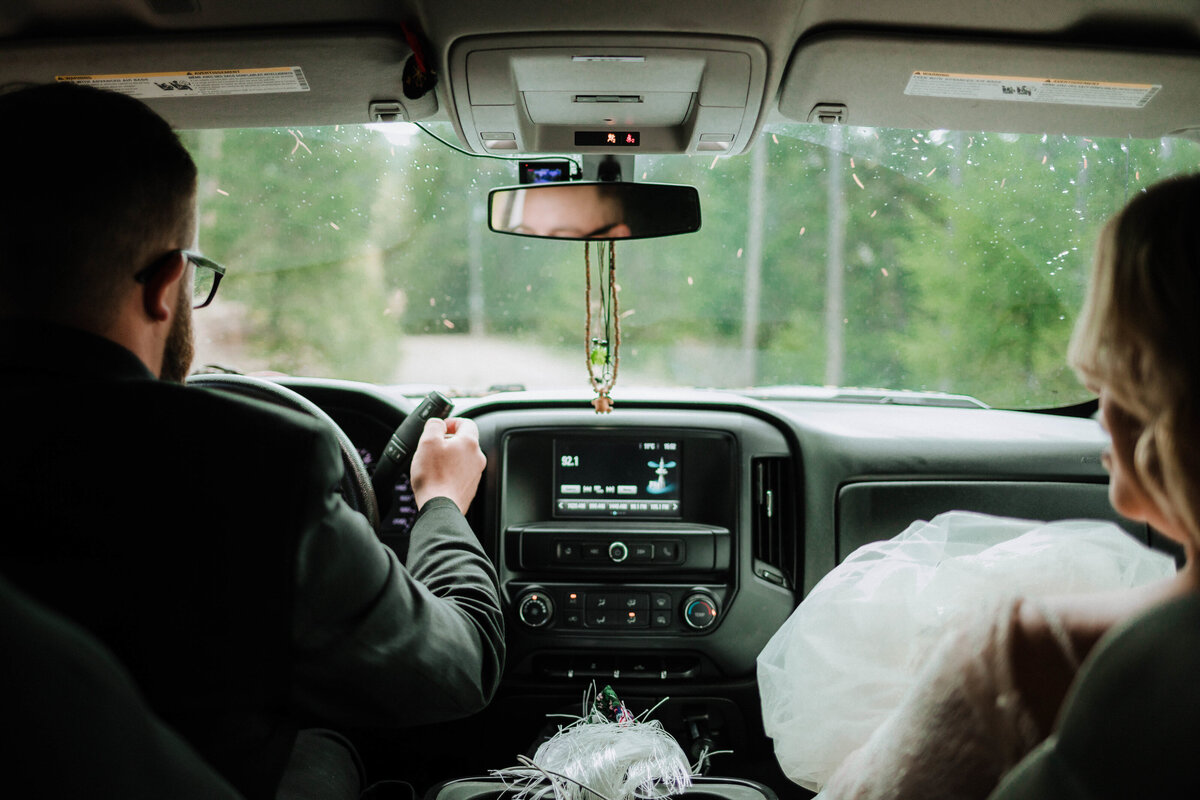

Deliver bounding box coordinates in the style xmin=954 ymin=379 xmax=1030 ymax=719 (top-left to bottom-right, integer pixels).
xmin=56 ymin=67 xmax=310 ymax=99
xmin=905 ymin=71 xmax=1159 ymax=109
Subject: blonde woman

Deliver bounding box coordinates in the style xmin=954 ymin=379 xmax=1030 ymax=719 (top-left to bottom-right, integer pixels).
xmin=820 ymin=175 xmax=1200 ymax=799
xmin=990 ymin=174 xmax=1200 ymax=798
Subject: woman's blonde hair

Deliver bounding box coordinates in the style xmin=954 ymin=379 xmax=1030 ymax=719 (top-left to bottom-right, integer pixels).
xmin=1068 ymin=174 xmax=1200 ymax=548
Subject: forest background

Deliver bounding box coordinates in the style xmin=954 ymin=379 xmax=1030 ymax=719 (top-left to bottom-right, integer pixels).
xmin=181 ymin=122 xmax=1199 ymax=408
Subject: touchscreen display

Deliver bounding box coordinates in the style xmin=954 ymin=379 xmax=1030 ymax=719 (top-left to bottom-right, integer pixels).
xmin=554 ymin=438 xmax=682 ymax=517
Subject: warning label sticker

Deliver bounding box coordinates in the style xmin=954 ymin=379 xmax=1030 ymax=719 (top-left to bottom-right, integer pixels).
xmin=904 ymin=71 xmax=1159 ymax=109
xmin=55 ymin=67 xmax=310 ymax=99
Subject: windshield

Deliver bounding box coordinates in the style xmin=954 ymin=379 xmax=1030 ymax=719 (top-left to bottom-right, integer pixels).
xmin=183 ymin=122 xmax=1200 ymax=408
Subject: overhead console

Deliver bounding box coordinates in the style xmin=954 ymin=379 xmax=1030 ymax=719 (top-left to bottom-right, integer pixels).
xmin=446 ymin=34 xmax=768 ymax=155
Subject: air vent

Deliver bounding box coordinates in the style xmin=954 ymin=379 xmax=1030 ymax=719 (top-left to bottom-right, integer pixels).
xmin=752 ymin=457 xmax=797 ymax=589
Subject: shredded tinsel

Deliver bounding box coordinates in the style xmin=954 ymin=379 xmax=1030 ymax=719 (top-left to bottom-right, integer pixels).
xmin=491 ymin=685 xmax=693 ymax=800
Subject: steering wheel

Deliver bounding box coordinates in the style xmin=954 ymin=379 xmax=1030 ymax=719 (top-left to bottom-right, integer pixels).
xmin=187 ymin=373 xmax=380 ymax=531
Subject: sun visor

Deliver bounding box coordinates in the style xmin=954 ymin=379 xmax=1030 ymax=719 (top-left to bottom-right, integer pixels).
xmin=0 ymin=30 xmax=427 ymax=129
xmin=447 ymin=34 xmax=767 ymax=155
xmin=779 ymin=32 xmax=1200 ymax=139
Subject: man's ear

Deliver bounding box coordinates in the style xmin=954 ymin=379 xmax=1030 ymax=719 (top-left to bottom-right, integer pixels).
xmin=140 ymin=252 xmax=187 ymax=322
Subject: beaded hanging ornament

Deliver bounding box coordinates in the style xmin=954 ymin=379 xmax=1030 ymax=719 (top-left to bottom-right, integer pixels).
xmin=585 ymin=241 xmax=620 ymax=413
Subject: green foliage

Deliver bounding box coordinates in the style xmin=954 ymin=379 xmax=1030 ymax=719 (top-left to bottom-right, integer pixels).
xmin=179 ymin=122 xmax=1200 ymax=407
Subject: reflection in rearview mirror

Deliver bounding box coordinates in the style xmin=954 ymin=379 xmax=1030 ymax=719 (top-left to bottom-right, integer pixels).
xmin=488 ymin=182 xmax=701 ymax=241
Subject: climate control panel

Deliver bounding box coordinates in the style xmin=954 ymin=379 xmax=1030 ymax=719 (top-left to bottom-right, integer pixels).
xmin=682 ymin=592 xmax=720 ymax=630
xmin=512 ymin=584 xmax=724 ymax=634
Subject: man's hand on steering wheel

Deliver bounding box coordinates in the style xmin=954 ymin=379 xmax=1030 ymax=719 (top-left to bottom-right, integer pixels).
xmin=410 ymin=417 xmax=486 ymax=514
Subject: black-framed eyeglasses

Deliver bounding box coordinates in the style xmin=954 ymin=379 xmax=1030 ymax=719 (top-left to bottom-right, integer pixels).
xmin=134 ymin=249 xmax=226 ymax=309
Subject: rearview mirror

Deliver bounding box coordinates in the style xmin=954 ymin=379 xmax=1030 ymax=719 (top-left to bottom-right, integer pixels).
xmin=488 ymin=182 xmax=701 ymax=241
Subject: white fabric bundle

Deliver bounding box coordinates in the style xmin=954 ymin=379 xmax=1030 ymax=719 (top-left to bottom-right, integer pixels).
xmin=756 ymin=511 xmax=1176 ymax=794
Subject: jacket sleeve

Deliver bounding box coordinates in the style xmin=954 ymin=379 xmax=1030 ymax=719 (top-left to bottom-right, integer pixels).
xmin=287 ymin=424 xmax=505 ymax=728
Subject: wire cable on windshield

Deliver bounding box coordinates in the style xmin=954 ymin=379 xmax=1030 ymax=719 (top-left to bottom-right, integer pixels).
xmin=414 ymin=122 xmax=582 ymax=178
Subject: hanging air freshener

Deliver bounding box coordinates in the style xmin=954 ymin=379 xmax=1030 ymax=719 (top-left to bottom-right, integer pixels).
xmin=585 ymin=240 xmax=620 ymax=413
xmin=589 ymin=338 xmax=609 ymax=367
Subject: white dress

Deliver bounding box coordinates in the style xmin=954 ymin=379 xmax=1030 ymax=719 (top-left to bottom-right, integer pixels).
xmin=817 ymin=598 xmax=1076 ymax=800
xmin=756 ymin=512 xmax=1175 ymax=797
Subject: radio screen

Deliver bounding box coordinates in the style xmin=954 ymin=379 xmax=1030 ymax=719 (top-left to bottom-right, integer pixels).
xmin=554 ymin=438 xmax=682 ymax=517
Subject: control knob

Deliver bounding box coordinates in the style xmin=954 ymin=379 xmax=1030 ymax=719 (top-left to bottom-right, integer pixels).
xmin=682 ymin=592 xmax=720 ymax=630
xmin=517 ymin=591 xmax=554 ymax=629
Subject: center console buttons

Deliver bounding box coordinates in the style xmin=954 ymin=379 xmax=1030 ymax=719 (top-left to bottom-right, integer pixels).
xmin=608 ymin=541 xmax=629 ymax=562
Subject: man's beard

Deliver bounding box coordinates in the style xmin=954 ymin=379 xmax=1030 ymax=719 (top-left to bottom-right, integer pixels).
xmin=160 ymin=289 xmax=195 ymax=383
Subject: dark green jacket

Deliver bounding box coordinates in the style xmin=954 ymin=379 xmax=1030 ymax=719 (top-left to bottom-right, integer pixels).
xmin=0 ymin=321 xmax=504 ymax=798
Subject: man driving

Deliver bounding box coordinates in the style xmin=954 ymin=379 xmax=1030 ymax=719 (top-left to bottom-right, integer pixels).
xmin=0 ymin=82 xmax=504 ymax=798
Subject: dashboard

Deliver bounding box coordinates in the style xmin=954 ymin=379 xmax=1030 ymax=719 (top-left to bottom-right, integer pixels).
xmin=331 ymin=395 xmax=799 ymax=679
xmin=276 ymin=380 xmax=1172 ymax=793
xmin=479 ymin=408 xmax=796 ymax=682
xmin=285 ymin=381 xmax=1169 ymax=673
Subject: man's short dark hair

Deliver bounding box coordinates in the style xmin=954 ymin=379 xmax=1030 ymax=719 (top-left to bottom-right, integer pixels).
xmin=0 ymin=83 xmax=197 ymax=323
